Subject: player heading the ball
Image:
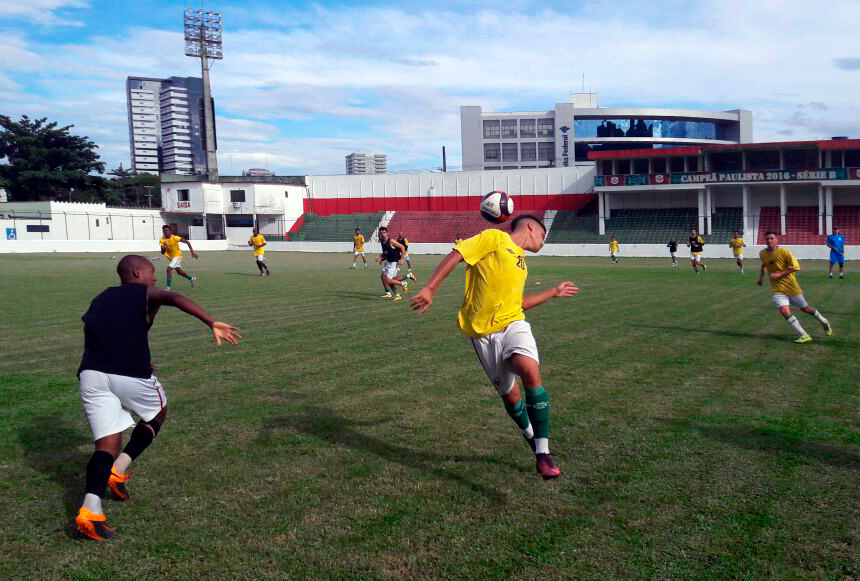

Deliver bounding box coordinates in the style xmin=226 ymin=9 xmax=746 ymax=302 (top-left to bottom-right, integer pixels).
xmin=75 ymin=255 xmax=241 ymax=541
xmin=411 ymin=215 xmax=578 ymax=480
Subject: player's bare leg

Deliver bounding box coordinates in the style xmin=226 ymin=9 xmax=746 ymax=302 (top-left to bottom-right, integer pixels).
xmin=736 ymin=257 xmax=744 ymax=274
xmin=509 ymin=354 xmax=560 ymax=480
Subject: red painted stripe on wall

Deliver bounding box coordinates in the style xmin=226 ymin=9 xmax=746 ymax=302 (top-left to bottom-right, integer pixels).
xmin=302 ymin=194 xmax=595 ymax=216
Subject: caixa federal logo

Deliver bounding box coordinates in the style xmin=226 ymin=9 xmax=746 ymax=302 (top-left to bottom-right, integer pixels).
xmin=559 ymin=125 xmax=570 ymax=167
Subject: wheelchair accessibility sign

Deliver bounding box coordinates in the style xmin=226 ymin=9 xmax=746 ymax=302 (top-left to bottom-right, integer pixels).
xmin=6 ymin=228 xmax=16 ymax=240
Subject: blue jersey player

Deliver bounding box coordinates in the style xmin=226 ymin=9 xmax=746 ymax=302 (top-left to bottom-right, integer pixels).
xmin=826 ymin=226 xmax=846 ymax=279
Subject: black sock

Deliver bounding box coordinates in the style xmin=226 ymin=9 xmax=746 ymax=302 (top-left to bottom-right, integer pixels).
xmin=85 ymin=450 xmax=115 ymax=497
xmin=122 ymin=420 xmax=159 ymax=461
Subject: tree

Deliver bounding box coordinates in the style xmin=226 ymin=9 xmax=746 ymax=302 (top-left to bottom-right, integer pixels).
xmin=103 ymin=165 xmax=161 ymax=207
xmin=0 ymin=115 xmax=105 ymax=201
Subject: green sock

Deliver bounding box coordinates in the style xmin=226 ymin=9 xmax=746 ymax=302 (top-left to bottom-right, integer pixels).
xmin=525 ymin=386 xmax=550 ymax=440
xmin=503 ymin=399 xmax=531 ymax=434
xmin=182 ymin=272 xmax=193 ymax=280
xmin=166 ymin=278 xmax=172 ymax=289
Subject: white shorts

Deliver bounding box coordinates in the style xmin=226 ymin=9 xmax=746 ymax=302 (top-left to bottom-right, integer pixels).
xmin=690 ymin=253 xmax=702 ymax=262
xmin=168 ymin=257 xmax=182 ymax=269
xmin=255 ymin=254 xmax=265 ymax=262
xmin=771 ymin=293 xmax=808 ymax=309
xmin=610 ymin=252 xmax=617 ymax=258
xmin=79 ymin=370 xmax=167 ymax=441
xmin=734 ymin=254 xmax=744 ymax=260
xmin=470 ymin=320 xmax=540 ymax=396
xmin=670 ymin=251 xmax=676 ymax=258
xmin=382 ymin=261 xmax=399 ymax=278
xmin=354 ymin=250 xmax=364 ymax=256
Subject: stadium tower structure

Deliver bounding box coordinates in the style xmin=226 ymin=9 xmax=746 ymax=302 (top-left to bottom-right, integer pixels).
xmin=461 ymin=92 xmax=753 ymax=172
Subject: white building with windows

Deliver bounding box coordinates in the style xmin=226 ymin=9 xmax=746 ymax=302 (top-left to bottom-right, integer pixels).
xmin=126 ymin=76 xmax=209 ymax=175
xmin=345 ymin=152 xmax=387 ymax=175
xmin=461 ymin=93 xmax=753 ymax=171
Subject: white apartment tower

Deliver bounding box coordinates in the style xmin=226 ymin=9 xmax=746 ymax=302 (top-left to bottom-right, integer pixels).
xmin=160 ymin=84 xmax=194 ymax=174
xmin=126 ymin=76 xmax=209 ymax=175
xmin=345 ymin=153 xmax=387 ymax=175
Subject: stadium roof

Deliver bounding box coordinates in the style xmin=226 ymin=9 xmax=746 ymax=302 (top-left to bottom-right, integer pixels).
xmin=587 ymin=138 xmax=860 ymax=160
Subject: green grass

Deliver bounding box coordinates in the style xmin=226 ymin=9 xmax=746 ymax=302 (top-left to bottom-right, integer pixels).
xmin=0 ymin=252 xmax=858 ymax=579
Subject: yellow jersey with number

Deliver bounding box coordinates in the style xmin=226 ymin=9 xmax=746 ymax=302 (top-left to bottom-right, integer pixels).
xmin=353 ymin=234 xmax=365 ymax=252
xmin=454 ymin=229 xmax=527 ymax=338
xmin=159 ymin=235 xmax=182 ymax=259
xmin=250 ymin=234 xmax=266 ymax=256
xmin=730 ymin=237 xmax=745 ymax=256
xmin=760 ymin=246 xmax=802 ymax=296
xmin=610 ymin=240 xmax=619 ymax=252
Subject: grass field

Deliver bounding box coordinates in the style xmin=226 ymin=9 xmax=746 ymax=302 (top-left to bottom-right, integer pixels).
xmin=0 ymin=251 xmax=858 ymax=579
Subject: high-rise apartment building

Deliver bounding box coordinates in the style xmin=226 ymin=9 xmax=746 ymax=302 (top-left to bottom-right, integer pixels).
xmin=345 ymin=153 xmax=387 ymax=175
xmin=126 ymin=76 xmax=212 ymax=175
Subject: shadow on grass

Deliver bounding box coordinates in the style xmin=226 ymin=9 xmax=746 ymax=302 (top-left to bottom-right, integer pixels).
xmin=256 ymin=406 xmax=521 ymax=504
xmin=631 ymin=323 xmax=854 ymax=347
xmin=329 ymin=291 xmax=391 ymax=302
xmin=226 ymin=272 xmax=263 ymax=277
xmin=657 ymin=418 xmax=860 ymax=469
xmin=17 ymin=414 xmax=91 ymax=538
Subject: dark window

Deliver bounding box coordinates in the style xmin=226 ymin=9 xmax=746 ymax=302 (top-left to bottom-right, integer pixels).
xmin=652 ymin=158 xmax=667 ymax=173
xmin=96 ymin=219 xmax=100 ymax=227
xmin=670 ymin=157 xmax=685 ymax=172
xmin=829 ymin=150 xmax=843 ymax=167
xmin=686 ymin=156 xmax=701 ymax=172
xmin=710 ymin=152 xmax=743 ymax=172
xmin=502 ymin=143 xmax=518 ymax=162
xmin=27 ymin=225 xmax=49 ymax=232
xmin=178 ymin=189 xmax=190 ymax=201
xmin=599 ymin=160 xmax=613 ymax=175
xmin=783 ymin=149 xmax=818 ymax=171
xmin=192 ymin=218 xmax=204 ymax=226
xmin=633 ymin=158 xmax=649 ymax=174
xmin=520 ymin=143 xmax=536 ymax=162
xmin=501 ymin=120 xmax=518 ymax=138
xmin=226 ymin=214 xmax=254 ymax=227
xmin=538 ymin=142 xmax=555 ymax=161
xmin=519 ymin=119 xmax=536 ymax=138
xmin=745 ymin=150 xmax=780 ymax=171
xmin=537 ymin=118 xmax=554 ymax=137
xmin=484 ymin=143 xmax=501 ymax=162
xmin=484 ymin=166 xmax=500 ymax=170
xmin=230 ymin=190 xmax=246 ymax=203
xmin=845 ymin=150 xmax=860 ymax=166
xmin=483 ymin=120 xmax=500 ymax=139
xmin=616 ymin=159 xmax=631 ymax=174
xmin=284 ymin=191 xmax=289 ymax=198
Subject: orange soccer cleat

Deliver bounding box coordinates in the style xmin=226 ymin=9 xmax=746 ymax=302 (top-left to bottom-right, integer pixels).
xmin=108 ymin=468 xmax=132 ymax=502
xmin=75 ymin=507 xmax=116 ymax=541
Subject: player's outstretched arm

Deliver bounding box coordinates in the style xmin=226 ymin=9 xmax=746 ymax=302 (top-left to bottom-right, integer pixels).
xmin=148 ymin=287 xmax=242 ymax=345
xmin=180 ymin=237 xmax=200 ymax=259
xmin=523 ymin=281 xmax=578 ymax=311
xmin=410 ymin=250 xmax=464 ymax=314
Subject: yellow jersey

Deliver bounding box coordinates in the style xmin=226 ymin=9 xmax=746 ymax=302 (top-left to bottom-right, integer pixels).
xmin=159 ymin=235 xmax=182 ymax=259
xmin=609 ymin=240 xmax=619 ymax=252
xmin=353 ymin=234 xmax=365 ymax=252
xmin=760 ymin=246 xmax=802 ymax=296
xmin=250 ymin=234 xmax=266 ymax=256
xmin=730 ymin=237 xmax=745 ymax=256
xmin=454 ymin=229 xmax=527 ymax=338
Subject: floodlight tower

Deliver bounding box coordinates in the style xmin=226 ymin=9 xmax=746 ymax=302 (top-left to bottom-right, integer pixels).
xmin=184 ymin=7 xmax=222 ymax=181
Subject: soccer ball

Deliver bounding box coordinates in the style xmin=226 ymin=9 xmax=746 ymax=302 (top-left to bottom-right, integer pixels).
xmin=480 ymin=190 xmax=514 ymax=223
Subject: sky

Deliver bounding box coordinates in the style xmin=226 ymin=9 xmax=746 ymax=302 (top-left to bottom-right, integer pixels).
xmin=1 ymin=0 xmax=860 ymax=175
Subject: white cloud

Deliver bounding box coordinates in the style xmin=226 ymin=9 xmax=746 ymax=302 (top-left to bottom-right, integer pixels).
xmin=0 ymin=0 xmax=88 ymax=26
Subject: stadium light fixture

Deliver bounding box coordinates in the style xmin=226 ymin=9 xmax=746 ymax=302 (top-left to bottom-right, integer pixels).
xmin=183 ymin=7 xmax=222 ymax=181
